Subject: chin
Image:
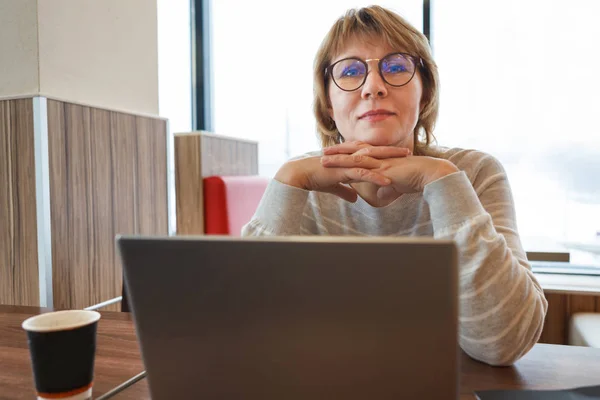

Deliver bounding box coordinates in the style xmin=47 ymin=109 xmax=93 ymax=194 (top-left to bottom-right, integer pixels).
xmin=355 ymin=132 xmax=407 ymax=147
xmin=367 ymin=138 xmax=398 ymax=146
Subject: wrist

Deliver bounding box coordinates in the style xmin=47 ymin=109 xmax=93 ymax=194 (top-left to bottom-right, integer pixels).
xmin=425 ymin=160 xmax=459 ymax=186
xmin=275 ymin=162 xmax=307 ymax=189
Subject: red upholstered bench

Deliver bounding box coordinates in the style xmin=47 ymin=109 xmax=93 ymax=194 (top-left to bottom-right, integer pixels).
xmin=203 ymin=176 xmax=270 ymax=235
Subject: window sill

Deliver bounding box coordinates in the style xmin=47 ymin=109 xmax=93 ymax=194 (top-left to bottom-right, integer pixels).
xmin=534 ymin=273 xmax=600 ymax=295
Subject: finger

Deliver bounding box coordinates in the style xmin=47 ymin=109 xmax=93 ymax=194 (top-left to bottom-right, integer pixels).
xmin=339 ymin=168 xmax=391 ymax=186
xmin=354 ymin=146 xmax=412 ymax=159
xmin=321 ymin=154 xmax=381 ymax=169
xmin=324 ymin=183 xmax=358 ymax=203
xmin=323 ymin=141 xmax=370 ymax=155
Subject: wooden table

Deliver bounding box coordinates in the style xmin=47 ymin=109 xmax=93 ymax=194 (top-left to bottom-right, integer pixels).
xmin=2 ymin=306 xmax=600 ymax=399
xmin=0 ymin=306 xmax=146 ymax=399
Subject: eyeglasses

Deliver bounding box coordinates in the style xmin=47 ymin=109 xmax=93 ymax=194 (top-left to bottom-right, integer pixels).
xmin=325 ymin=52 xmax=421 ymax=92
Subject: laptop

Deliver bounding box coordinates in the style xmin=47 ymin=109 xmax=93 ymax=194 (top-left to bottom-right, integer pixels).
xmin=117 ymin=235 xmax=459 ymax=399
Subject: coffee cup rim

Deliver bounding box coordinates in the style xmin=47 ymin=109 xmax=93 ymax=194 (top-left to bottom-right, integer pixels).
xmin=22 ymin=310 xmax=101 ymax=333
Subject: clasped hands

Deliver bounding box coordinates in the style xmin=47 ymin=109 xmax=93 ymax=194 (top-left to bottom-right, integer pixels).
xmin=275 ymin=141 xmax=458 ymax=204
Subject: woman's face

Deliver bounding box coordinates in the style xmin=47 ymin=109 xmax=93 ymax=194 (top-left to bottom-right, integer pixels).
xmin=327 ymin=38 xmax=423 ymax=150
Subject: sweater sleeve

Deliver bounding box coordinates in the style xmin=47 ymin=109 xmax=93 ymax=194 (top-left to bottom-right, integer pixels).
xmin=241 ymin=179 xmax=312 ymax=236
xmin=422 ymin=158 xmax=548 ymax=366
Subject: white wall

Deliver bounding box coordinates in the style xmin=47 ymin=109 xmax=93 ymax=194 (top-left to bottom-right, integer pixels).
xmin=0 ymin=0 xmax=40 ymax=98
xmin=0 ymin=0 xmax=160 ymax=115
xmin=21 ymin=0 xmax=160 ymax=116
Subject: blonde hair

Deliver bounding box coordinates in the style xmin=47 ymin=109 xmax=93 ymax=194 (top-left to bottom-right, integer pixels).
xmin=313 ymin=5 xmax=439 ymax=155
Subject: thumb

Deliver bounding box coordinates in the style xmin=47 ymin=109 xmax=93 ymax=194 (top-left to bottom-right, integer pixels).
xmin=376 ymin=185 xmax=400 ymax=202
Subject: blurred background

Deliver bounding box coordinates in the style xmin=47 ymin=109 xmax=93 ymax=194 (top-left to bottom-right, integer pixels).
xmin=160 ymin=0 xmax=600 ymax=269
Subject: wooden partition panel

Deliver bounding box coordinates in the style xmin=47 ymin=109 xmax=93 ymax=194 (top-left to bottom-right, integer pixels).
xmin=175 ymin=131 xmax=258 ymax=235
xmin=0 ymin=99 xmax=39 ymax=306
xmin=136 ymin=117 xmax=168 ymax=235
xmin=47 ymin=99 xmax=167 ymax=310
xmin=175 ymin=134 xmax=203 ymax=235
xmin=200 ymin=133 xmax=258 ymax=176
xmin=540 ymin=292 xmax=600 ymax=345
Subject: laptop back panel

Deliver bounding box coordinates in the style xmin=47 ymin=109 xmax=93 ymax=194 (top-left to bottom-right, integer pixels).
xmin=118 ymin=236 xmax=458 ymax=400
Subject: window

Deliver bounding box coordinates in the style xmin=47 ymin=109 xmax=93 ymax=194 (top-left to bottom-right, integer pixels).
xmin=210 ymin=0 xmax=422 ymax=177
xmin=205 ymin=1 xmax=600 ymax=269
xmin=433 ymin=0 xmax=600 ymax=268
xmin=157 ymin=0 xmax=193 ymax=234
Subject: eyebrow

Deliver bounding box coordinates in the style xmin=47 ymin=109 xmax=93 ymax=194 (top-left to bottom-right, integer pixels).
xmin=332 ymin=55 xmax=376 ymax=64
xmin=331 ymin=52 xmax=402 ymax=64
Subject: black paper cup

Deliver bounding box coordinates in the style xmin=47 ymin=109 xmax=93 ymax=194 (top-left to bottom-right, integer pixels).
xmin=22 ymin=310 xmax=101 ymax=400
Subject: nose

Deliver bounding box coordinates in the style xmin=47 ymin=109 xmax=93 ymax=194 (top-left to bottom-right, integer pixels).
xmin=361 ymin=65 xmax=388 ymax=100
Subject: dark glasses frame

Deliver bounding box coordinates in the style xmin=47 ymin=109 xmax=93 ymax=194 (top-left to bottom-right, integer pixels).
xmin=325 ymin=52 xmax=423 ymax=92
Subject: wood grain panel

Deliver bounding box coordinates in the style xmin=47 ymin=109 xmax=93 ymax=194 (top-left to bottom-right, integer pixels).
xmin=200 ymin=133 xmax=258 ymax=176
xmin=200 ymin=133 xmax=211 ymax=176
xmin=539 ymin=292 xmax=600 ymax=345
xmin=143 ymin=116 xmax=168 ymax=234
xmin=540 ymin=293 xmax=568 ymax=344
xmin=47 ymin=99 xmax=168 ymax=310
xmin=88 ymin=108 xmax=114 ymax=310
xmin=154 ymin=121 xmax=168 ymax=234
xmin=135 ymin=117 xmax=156 ymax=235
xmin=65 ymin=103 xmax=93 ymax=309
xmin=109 ymin=112 xmax=137 ymax=311
xmin=0 ymin=101 xmax=13 ymax=304
xmin=11 ymin=100 xmax=39 ymax=306
xmin=568 ymin=294 xmax=597 ymax=315
xmin=175 ymin=134 xmax=203 ymax=234
xmin=0 ymin=99 xmax=39 ymax=306
xmin=47 ymin=100 xmax=70 ymax=309
xmin=134 ymin=116 xmax=168 ymax=235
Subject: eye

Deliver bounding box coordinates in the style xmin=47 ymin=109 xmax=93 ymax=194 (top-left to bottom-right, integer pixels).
xmin=333 ymin=60 xmax=366 ymax=80
xmin=382 ymin=54 xmax=413 ymax=75
xmin=341 ymin=66 xmax=362 ymax=77
xmin=387 ymin=64 xmax=408 ymax=73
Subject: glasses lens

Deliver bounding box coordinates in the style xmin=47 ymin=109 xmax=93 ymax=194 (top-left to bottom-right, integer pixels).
xmin=331 ymin=59 xmax=367 ymax=91
xmin=380 ymin=54 xmax=416 ymax=86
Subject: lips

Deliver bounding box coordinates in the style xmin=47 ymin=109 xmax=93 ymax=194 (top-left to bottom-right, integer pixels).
xmin=359 ymin=109 xmax=395 ymax=119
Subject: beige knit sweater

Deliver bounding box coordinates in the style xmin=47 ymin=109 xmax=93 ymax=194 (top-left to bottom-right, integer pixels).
xmin=242 ymin=147 xmax=548 ymax=366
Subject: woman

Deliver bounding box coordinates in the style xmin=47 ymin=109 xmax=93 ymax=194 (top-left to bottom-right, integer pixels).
xmin=242 ymin=5 xmax=547 ymax=366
